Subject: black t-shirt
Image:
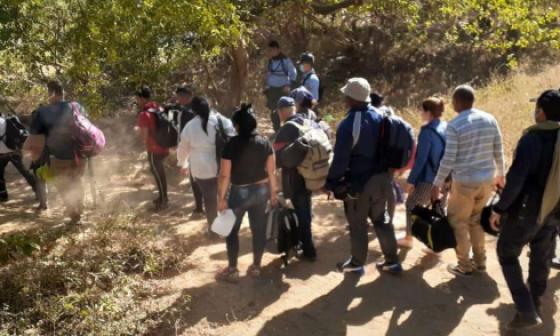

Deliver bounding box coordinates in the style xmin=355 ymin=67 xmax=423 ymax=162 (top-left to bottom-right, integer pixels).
xmin=222 ymin=134 xmax=273 ymax=186
xmin=29 ymin=102 xmax=75 ymax=160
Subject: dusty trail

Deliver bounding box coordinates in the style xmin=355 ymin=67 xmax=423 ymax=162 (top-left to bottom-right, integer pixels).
xmin=1 ymin=115 xmax=559 ymax=336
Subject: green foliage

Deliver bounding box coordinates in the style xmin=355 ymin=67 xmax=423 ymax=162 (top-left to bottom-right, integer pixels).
xmin=0 ymin=0 xmax=246 ymax=115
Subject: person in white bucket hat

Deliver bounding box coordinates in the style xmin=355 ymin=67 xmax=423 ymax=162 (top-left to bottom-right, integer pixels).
xmin=326 ymin=77 xmax=403 ymax=276
xmin=340 ymin=77 xmax=372 ymax=103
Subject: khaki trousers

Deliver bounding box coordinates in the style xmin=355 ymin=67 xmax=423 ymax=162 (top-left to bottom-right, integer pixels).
xmin=447 ymin=180 xmax=494 ymax=272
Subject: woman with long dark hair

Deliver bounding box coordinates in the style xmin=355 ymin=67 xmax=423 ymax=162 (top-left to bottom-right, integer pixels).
xmin=177 ymin=96 xmax=234 ymax=229
xmin=215 ymin=103 xmax=278 ymax=282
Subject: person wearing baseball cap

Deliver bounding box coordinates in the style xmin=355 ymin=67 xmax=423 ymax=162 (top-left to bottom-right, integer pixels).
xmin=273 ymin=96 xmax=318 ymax=261
xmin=326 ymin=77 xmax=402 ymax=276
xmin=298 ymin=52 xmax=321 ymax=104
xmin=490 ymin=89 xmax=560 ymax=330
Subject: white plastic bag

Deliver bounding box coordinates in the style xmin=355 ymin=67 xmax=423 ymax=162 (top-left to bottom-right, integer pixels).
xmin=211 ymin=209 xmax=236 ymax=237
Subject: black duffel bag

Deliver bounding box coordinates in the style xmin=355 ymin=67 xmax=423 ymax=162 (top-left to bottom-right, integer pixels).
xmin=480 ymin=193 xmax=500 ymax=237
xmin=411 ymin=202 xmax=456 ymax=252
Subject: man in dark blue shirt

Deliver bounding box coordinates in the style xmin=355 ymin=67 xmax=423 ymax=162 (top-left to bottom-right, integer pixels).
xmin=490 ymin=89 xmax=560 ymax=330
xmin=326 ymin=78 xmax=401 ymax=275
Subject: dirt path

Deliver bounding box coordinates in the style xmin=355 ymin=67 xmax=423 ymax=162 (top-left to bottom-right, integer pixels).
xmin=1 ymin=116 xmax=559 ymax=336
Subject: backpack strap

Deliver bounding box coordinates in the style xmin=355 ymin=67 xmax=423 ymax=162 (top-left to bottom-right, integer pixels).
xmin=302 ymin=72 xmax=313 ymax=86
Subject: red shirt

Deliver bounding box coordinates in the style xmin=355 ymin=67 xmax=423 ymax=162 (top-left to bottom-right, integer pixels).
xmin=136 ymin=102 xmax=170 ymax=155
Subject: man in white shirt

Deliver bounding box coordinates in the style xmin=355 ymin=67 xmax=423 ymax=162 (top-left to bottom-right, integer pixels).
xmin=0 ymin=114 xmax=37 ymax=203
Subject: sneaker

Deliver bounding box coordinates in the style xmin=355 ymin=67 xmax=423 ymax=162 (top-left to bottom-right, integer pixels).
xmin=336 ymin=258 xmax=365 ymax=275
xmin=471 ymin=260 xmax=487 ymax=273
xmin=447 ymin=264 xmax=473 ymax=277
xmin=552 ymin=257 xmax=560 ymax=269
xmin=506 ymin=312 xmax=543 ymax=330
xmin=376 ymin=261 xmax=403 ymax=275
xmin=0 ymin=197 xmax=8 ymax=203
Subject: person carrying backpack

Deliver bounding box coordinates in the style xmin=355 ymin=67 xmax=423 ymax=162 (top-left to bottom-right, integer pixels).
xmin=24 ymin=81 xmax=86 ymax=224
xmin=489 ymin=89 xmax=560 ymax=330
xmin=432 ymin=85 xmax=505 ymax=277
xmin=398 ymin=97 xmax=448 ymax=249
xmin=299 ymin=52 xmax=320 ymax=104
xmin=135 ymin=86 xmax=170 ymax=212
xmin=326 ymin=78 xmax=402 ymax=275
xmin=215 ymin=104 xmax=278 ymax=282
xmin=273 ymin=97 xmax=318 ymax=262
xmin=177 ymin=97 xmax=235 ymax=230
xmin=264 ymin=40 xmax=297 ymax=132
xmin=290 ymin=87 xmax=318 ymax=121
xmin=0 ymin=113 xmax=37 ymax=203
xmin=166 ymin=84 xmax=204 ymax=216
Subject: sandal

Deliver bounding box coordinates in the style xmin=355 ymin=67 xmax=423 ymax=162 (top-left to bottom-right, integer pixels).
xmin=247 ymin=264 xmax=261 ymax=278
xmin=215 ymin=267 xmax=239 ymax=283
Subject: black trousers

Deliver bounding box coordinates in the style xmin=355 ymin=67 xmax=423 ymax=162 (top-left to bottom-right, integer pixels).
xmin=497 ymin=215 xmax=559 ymax=314
xmin=190 ymin=172 xmax=204 ymax=211
xmin=147 ymin=152 xmax=168 ymax=202
xmin=0 ymin=152 xmax=36 ymax=200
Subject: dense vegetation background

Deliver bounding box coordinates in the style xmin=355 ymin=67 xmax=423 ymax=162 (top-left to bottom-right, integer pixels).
xmin=1 ymin=0 xmax=559 ymax=115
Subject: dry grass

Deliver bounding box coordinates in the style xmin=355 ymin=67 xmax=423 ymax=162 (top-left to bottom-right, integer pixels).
xmin=324 ymin=64 xmax=560 ymax=162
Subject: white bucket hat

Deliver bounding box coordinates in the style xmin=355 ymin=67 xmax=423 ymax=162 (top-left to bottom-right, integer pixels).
xmin=340 ymin=77 xmax=371 ymax=103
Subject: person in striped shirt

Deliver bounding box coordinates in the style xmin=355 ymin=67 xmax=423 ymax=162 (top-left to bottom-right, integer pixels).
xmin=432 ymin=85 xmax=505 ymax=277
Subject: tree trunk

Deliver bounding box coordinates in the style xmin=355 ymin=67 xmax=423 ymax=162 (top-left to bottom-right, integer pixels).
xmin=225 ymin=39 xmax=249 ymax=115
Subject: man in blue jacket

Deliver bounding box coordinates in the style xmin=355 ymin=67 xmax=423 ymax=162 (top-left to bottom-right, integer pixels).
xmin=490 ymin=89 xmax=560 ymax=330
xmin=264 ymin=40 xmax=297 ymax=132
xmin=326 ymin=78 xmax=401 ymax=275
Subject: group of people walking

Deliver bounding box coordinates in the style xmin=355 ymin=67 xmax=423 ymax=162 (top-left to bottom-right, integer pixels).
xmin=1 ymin=40 xmax=559 ymax=332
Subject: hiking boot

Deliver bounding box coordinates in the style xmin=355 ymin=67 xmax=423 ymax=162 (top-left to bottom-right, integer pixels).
xmin=336 ymin=258 xmax=365 ymax=275
xmin=506 ymin=312 xmax=543 ymax=330
xmin=447 ymin=264 xmax=473 ymax=277
xmin=36 ymin=204 xmax=48 ymax=213
xmin=376 ymin=261 xmax=403 ymax=275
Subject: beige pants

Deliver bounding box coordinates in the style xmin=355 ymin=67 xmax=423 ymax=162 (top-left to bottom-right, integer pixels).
xmin=50 ymin=158 xmax=85 ymax=218
xmin=447 ymin=180 xmax=494 ymax=272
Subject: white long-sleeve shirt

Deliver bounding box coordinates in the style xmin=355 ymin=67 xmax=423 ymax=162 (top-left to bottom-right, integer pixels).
xmin=176 ymin=113 xmax=234 ymax=180
xmin=0 ymin=117 xmax=13 ymax=154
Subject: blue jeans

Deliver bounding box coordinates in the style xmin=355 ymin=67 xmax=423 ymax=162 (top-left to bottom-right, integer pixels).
xmin=226 ymin=183 xmax=270 ymax=268
xmin=290 ymin=190 xmax=316 ymax=257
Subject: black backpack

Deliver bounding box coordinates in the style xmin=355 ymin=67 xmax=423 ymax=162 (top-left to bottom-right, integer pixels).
xmin=266 ymin=205 xmax=300 ymax=266
xmin=411 ymin=202 xmax=456 ymax=252
xmin=377 ymin=114 xmax=415 ymax=170
xmin=1 ymin=115 xmax=29 ymax=151
xmin=148 ymin=108 xmax=178 ymax=148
